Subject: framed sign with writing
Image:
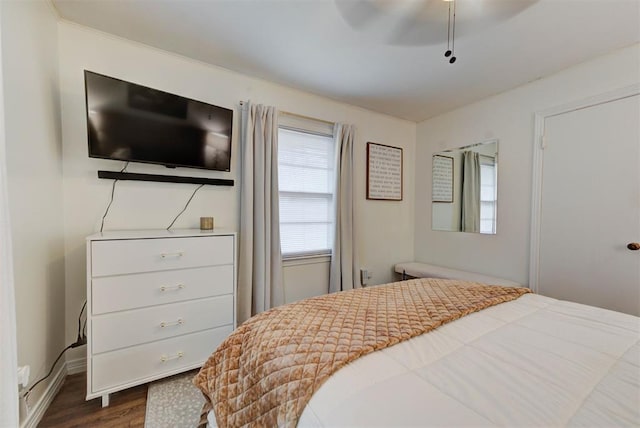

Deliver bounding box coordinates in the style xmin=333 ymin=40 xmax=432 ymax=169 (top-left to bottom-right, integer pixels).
xmin=432 ymin=155 xmax=454 ymax=203
xmin=366 ymin=142 xmax=403 ymax=201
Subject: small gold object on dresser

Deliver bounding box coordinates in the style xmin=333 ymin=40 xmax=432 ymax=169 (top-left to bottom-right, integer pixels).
xmin=200 ymin=217 xmax=214 ymax=230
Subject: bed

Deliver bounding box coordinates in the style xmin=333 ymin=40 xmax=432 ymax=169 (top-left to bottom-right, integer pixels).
xmin=195 ymin=278 xmax=640 ymax=427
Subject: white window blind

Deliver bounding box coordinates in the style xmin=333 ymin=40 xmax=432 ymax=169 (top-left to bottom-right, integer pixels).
xmin=480 ymin=156 xmax=497 ymax=234
xmin=278 ymin=125 xmax=335 ymax=258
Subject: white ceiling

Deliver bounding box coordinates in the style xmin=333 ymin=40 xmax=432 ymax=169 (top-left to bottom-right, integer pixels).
xmin=52 ymin=0 xmax=640 ymax=122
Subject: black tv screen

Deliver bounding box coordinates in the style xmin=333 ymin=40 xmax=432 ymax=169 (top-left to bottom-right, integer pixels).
xmin=84 ymin=71 xmax=233 ymax=171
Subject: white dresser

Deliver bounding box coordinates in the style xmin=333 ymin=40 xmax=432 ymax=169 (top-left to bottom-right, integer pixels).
xmin=85 ymin=229 xmax=236 ymax=406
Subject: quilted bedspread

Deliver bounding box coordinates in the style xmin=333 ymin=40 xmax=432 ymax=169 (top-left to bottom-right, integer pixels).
xmin=193 ymin=278 xmax=530 ymax=428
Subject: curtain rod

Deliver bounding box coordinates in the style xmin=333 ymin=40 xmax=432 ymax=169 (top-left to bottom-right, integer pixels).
xmin=280 ymin=111 xmax=335 ymax=126
xmin=239 ymin=102 xmax=334 ymax=126
xmin=440 ymin=139 xmax=498 ymax=152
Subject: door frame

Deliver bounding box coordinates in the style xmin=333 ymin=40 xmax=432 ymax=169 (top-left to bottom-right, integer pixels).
xmin=529 ymin=83 xmax=640 ymax=293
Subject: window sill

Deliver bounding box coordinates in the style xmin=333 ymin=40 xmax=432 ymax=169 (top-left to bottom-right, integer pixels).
xmin=282 ymin=253 xmax=331 ymax=267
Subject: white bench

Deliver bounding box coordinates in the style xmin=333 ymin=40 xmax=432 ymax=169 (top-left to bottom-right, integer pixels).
xmin=394 ymin=262 xmax=522 ymax=287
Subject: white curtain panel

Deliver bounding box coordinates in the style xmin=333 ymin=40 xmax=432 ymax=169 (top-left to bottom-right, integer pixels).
xmin=461 ymin=150 xmax=481 ymax=233
xmin=237 ymin=102 xmax=284 ymax=323
xmin=0 ymin=12 xmax=19 ymax=424
xmin=329 ymin=124 xmax=358 ymax=293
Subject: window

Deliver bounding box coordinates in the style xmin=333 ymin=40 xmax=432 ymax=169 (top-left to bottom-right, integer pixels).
xmin=479 ymin=155 xmax=497 ymax=234
xmin=278 ymin=120 xmax=335 ymax=258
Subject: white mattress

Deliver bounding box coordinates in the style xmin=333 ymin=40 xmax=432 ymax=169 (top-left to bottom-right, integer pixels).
xmin=208 ymin=293 xmax=640 ymax=427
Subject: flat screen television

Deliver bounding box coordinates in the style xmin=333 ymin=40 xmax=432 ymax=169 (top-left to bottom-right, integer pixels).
xmin=84 ymin=71 xmax=233 ymax=172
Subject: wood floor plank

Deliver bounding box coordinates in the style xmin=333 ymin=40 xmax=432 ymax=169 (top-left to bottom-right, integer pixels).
xmin=39 ymin=373 xmax=147 ymax=428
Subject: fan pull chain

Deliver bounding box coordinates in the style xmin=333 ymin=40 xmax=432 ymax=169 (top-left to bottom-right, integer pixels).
xmin=445 ymin=1 xmax=452 ymax=58
xmin=444 ymin=0 xmax=457 ymax=64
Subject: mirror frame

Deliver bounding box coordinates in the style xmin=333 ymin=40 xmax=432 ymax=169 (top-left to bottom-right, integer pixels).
xmin=431 ymin=139 xmax=499 ymax=234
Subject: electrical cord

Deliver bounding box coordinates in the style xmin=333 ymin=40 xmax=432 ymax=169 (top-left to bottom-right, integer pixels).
xmin=24 ymin=344 xmax=73 ymax=398
xmin=77 ymin=300 xmax=86 ymax=342
xmin=166 ymin=184 xmax=205 ymax=230
xmin=100 ymin=162 xmax=129 ymax=233
xmin=23 ymin=301 xmax=87 ymax=398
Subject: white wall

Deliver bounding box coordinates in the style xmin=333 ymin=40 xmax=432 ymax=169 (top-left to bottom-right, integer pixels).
xmin=1 ymin=0 xmax=65 ymax=417
xmin=414 ymin=44 xmax=640 ymax=285
xmin=58 ymin=22 xmax=416 ymax=359
xmin=282 ymin=256 xmax=332 ymax=303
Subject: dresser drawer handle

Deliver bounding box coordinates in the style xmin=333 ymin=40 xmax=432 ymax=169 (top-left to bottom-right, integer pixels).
xmin=160 ymin=251 xmax=184 ymax=259
xmin=160 ymin=351 xmax=184 ymax=363
xmin=160 ymin=318 xmax=184 ymax=328
xmin=160 ymin=284 xmax=185 ymax=292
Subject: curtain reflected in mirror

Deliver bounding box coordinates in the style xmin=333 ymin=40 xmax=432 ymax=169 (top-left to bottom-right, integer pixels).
xmin=432 ymin=140 xmax=498 ymax=234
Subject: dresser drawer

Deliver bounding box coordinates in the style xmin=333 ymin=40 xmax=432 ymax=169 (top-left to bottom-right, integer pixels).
xmin=91 ymin=265 xmax=233 ymax=315
xmin=92 ymin=295 xmax=233 ymax=354
xmin=91 ymin=326 xmax=232 ymax=393
xmin=91 ymin=235 xmax=234 ymax=277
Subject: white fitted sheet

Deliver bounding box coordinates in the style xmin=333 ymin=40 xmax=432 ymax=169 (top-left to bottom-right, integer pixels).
xmin=208 ymin=294 xmax=640 ymax=427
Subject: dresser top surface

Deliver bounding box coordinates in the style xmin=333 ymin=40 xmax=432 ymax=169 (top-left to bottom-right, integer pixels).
xmin=87 ymin=228 xmax=236 ymax=241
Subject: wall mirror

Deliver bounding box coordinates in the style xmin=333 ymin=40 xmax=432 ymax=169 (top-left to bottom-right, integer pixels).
xmin=432 ymin=140 xmax=498 ymax=234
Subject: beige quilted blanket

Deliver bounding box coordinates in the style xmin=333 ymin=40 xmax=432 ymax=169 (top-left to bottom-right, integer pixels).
xmin=194 ymin=278 xmax=530 ymax=427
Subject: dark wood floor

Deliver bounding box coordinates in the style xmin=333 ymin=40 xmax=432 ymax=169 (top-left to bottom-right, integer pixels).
xmin=39 ymin=373 xmax=147 ymax=428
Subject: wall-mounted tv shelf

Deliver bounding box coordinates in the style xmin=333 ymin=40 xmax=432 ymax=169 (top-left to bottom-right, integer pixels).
xmin=98 ymin=170 xmax=234 ymax=186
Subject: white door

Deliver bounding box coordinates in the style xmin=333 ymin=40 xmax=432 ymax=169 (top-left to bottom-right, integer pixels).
xmin=538 ymin=94 xmax=640 ymax=316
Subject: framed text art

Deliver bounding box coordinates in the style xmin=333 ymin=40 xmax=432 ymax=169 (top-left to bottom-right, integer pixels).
xmin=366 ymin=142 xmax=403 ymax=201
xmin=432 ymin=155 xmax=453 ymax=203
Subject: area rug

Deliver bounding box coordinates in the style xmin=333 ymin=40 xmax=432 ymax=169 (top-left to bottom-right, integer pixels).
xmin=144 ymin=370 xmax=205 ymax=428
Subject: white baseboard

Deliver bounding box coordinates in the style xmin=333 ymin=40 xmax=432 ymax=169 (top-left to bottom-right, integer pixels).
xmin=66 ymin=357 xmax=87 ymax=375
xmin=19 ymin=357 xmax=87 ymax=428
xmin=19 ymin=362 xmax=66 ymax=428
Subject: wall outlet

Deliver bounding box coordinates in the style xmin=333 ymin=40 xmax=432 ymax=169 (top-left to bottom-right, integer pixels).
xmin=360 ymin=268 xmax=373 ymax=286
xmin=17 ymin=365 xmax=30 ymax=388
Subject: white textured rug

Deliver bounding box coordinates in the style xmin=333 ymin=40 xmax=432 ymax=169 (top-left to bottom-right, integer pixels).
xmin=144 ymin=371 xmax=205 ymax=428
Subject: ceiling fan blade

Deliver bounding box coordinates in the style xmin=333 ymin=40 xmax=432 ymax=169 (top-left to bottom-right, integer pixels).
xmin=335 ymin=0 xmax=539 ymax=46
xmin=385 ymin=1 xmax=448 ymax=45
